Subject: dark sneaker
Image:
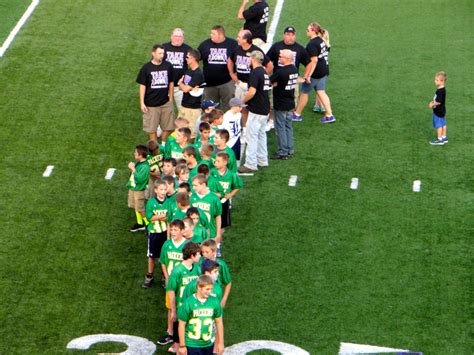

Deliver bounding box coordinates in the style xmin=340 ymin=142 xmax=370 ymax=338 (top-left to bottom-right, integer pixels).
xmin=238 ymin=165 xmax=257 ymax=173
xmin=442 ymin=136 xmax=448 ymax=143
xmin=130 ymin=223 xmax=146 ymax=232
xmin=143 ymin=275 xmax=154 ymax=288
xmin=270 ymin=154 xmax=288 ymax=160
xmin=321 ymin=115 xmax=336 ymax=124
xmin=429 ymin=138 xmax=444 ymax=145
xmin=292 ymin=112 xmax=302 ymax=122
xmin=157 ymin=333 xmax=173 ymax=345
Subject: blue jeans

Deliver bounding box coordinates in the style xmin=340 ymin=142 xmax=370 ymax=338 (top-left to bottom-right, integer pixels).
xmin=274 ymin=110 xmax=294 ymax=156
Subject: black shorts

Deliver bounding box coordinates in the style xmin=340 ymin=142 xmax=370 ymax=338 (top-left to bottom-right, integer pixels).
xmin=147 ymin=231 xmax=167 ymax=258
xmin=173 ymin=320 xmax=179 ymax=343
xmin=187 ymin=345 xmax=214 ymax=355
xmin=221 ymin=199 xmax=231 ymax=229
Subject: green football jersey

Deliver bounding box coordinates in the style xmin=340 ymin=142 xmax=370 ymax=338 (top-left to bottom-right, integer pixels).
xmin=159 ymin=238 xmax=188 ymax=276
xmin=198 ymin=159 xmax=213 ymax=168
xmin=147 ymin=152 xmax=164 ymax=174
xmin=191 ymin=225 xmax=210 ymax=243
xmin=164 ymin=133 xmax=177 ymax=155
xmin=216 ymin=258 xmax=232 ymax=286
xmin=165 ymin=140 xmax=193 ymax=160
xmin=145 ymin=197 xmax=169 ymax=233
xmin=182 ymin=278 xmax=223 ymax=302
xmin=126 ymin=160 xmax=150 ymax=191
xmin=178 ymin=294 xmax=223 ymax=348
xmin=167 ymin=263 xmax=201 ymax=308
xmin=190 ymin=191 xmax=222 ymax=238
xmin=211 ymin=147 xmax=237 ymax=173
xmin=166 ymin=207 xmax=210 ymax=232
xmin=210 ymin=168 xmax=243 ymax=194
xmin=207 ymin=175 xmax=225 ymax=197
xmin=188 ymin=164 xmax=200 ymax=179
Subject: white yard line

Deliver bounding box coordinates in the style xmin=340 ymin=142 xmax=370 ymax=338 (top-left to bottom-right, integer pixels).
xmin=0 ymin=0 xmax=40 ymax=57
xmin=42 ymin=165 xmax=54 ymax=177
xmin=262 ymin=0 xmax=286 ymax=53
xmin=350 ymin=177 xmax=359 ymax=190
xmin=104 ymin=168 xmax=116 ymax=180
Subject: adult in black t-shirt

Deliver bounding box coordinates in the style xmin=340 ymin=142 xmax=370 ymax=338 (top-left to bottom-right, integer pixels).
xmin=228 ymin=30 xmax=272 ymax=101
xmin=269 ymin=49 xmax=298 ymax=159
xmin=238 ymin=0 xmax=269 ymax=47
xmin=178 ymin=49 xmax=205 ymax=136
xmin=198 ymin=25 xmax=238 ymax=112
xmin=294 ymin=22 xmax=336 ymax=124
xmin=237 ymin=51 xmax=271 ymax=174
xmin=163 ymin=28 xmax=192 ymax=110
xmin=136 ymin=44 xmax=175 ymax=142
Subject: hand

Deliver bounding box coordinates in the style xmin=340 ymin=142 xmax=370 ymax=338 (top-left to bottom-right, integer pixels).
xmin=215 ymin=342 xmax=225 ymax=354
xmin=178 ymin=347 xmax=187 ymax=355
xmin=305 ymin=76 xmax=311 ymax=84
xmin=296 ymin=76 xmax=306 ymax=84
xmin=127 ymin=162 xmax=135 ymax=170
xmin=224 ymin=193 xmax=232 ymax=200
xmin=230 ymin=73 xmax=238 ymax=83
xmin=140 ymin=103 xmax=148 ymax=113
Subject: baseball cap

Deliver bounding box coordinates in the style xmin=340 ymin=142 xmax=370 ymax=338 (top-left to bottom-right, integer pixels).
xmin=201 ymin=258 xmax=220 ymax=273
xmin=284 ymin=26 xmax=296 ymax=34
xmin=200 ymin=100 xmax=219 ymax=110
xmin=229 ymin=97 xmax=247 ymax=108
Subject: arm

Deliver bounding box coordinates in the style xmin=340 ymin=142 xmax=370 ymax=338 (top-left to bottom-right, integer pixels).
xmin=304 ymin=56 xmax=318 ymax=83
xmin=221 ymin=282 xmax=232 ymax=308
xmin=242 ymin=86 xmax=256 ymax=104
xmin=168 ymin=82 xmax=174 ymax=103
xmin=178 ymin=321 xmax=187 ymax=355
xmin=139 ymin=84 xmax=148 ymax=113
xmin=264 ymin=61 xmax=273 ymax=75
xmin=227 ymin=58 xmax=238 ymax=82
xmin=215 ymin=317 xmax=225 ymax=354
xmin=161 ymin=264 xmax=169 ymax=284
xmin=224 ymin=188 xmax=239 ymax=201
xmin=215 ymin=215 xmax=222 ymax=241
xmin=237 ymin=0 xmax=250 ymax=20
xmin=168 ymin=290 xmax=177 ymax=321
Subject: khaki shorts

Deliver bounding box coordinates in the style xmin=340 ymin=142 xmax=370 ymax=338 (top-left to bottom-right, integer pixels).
xmin=143 ymin=100 xmax=175 ymax=133
xmin=252 ymin=38 xmax=266 ymax=50
xmin=173 ymin=87 xmax=183 ymax=111
xmin=235 ymin=81 xmax=248 ymax=101
xmin=128 ymin=189 xmax=146 ymax=213
xmin=178 ymin=107 xmax=201 ymax=136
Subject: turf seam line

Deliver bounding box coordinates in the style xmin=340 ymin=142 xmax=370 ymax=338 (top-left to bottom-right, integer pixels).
xmin=412 ymin=180 xmax=421 ymax=192
xmin=350 ymin=177 xmax=359 ymax=190
xmin=105 ymin=168 xmax=116 ymax=180
xmin=42 ymin=165 xmax=54 ymax=177
xmin=262 ymin=0 xmax=285 ymax=53
xmin=0 ymin=0 xmax=40 ymax=57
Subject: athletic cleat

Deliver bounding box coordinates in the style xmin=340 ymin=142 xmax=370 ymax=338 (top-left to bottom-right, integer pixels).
xmin=270 ymin=153 xmax=289 ymax=160
xmin=142 ymin=275 xmax=154 ymax=288
xmin=157 ymin=333 xmax=173 ymax=345
xmin=442 ymin=136 xmax=448 ymax=143
xmin=238 ymin=165 xmax=257 ymax=173
xmin=429 ymin=138 xmax=444 ymax=145
xmin=130 ymin=223 xmax=146 ymax=232
xmin=321 ymin=115 xmax=336 ymax=124
xmin=292 ymin=112 xmax=302 ymax=122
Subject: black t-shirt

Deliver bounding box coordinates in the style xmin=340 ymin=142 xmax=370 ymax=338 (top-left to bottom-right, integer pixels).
xmin=136 ymin=61 xmax=174 ymax=107
xmin=230 ymin=44 xmax=270 ymax=83
xmin=270 ymin=64 xmax=298 ymax=111
xmin=181 ymin=67 xmax=205 ymax=109
xmin=306 ymin=37 xmax=329 ymax=79
xmin=433 ymin=87 xmax=446 ymax=117
xmin=243 ymin=1 xmax=269 ymax=42
xmin=267 ymin=40 xmax=310 ymax=73
xmin=163 ymin=42 xmax=192 ymax=85
xmin=247 ymin=66 xmax=271 ymax=115
xmin=198 ymin=37 xmax=238 ymax=87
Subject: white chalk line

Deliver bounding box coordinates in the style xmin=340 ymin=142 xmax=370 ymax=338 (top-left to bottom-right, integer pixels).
xmin=42 ymin=165 xmax=54 ymax=177
xmin=262 ymin=0 xmax=285 ymax=53
xmin=0 ymin=0 xmax=40 ymax=57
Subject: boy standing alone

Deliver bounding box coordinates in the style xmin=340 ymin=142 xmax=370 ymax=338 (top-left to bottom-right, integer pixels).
xmin=429 ymin=71 xmax=448 ymax=145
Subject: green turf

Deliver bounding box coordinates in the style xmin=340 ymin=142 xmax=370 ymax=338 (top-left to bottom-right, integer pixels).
xmin=0 ymin=0 xmax=31 ymax=46
xmin=0 ymin=0 xmax=472 ymax=354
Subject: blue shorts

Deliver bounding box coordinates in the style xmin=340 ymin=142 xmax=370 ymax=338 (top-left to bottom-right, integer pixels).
xmin=301 ymin=76 xmax=328 ymax=93
xmin=432 ymin=114 xmax=446 ymax=128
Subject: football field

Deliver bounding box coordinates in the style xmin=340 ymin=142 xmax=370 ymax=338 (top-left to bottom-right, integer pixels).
xmin=0 ymin=0 xmax=472 ymax=354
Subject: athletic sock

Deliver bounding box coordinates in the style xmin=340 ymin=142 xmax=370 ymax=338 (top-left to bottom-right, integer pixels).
xmin=143 ymin=217 xmax=149 ymax=225
xmin=135 ymin=211 xmax=143 ymax=225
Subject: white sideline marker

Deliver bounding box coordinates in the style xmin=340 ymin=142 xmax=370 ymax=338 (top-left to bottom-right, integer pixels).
xmin=288 ymin=175 xmax=297 ymax=187
xmin=238 ymin=173 xmax=254 ymax=177
xmin=42 ymin=165 xmax=54 ymax=177
xmin=350 ymin=177 xmax=359 ymax=190
xmin=262 ymin=0 xmax=286 ymax=53
xmin=0 ymin=0 xmax=40 ymax=57
xmin=339 ymin=342 xmax=413 ymax=354
xmin=105 ymin=168 xmax=116 ymax=180
xmin=413 ymin=180 xmax=421 ymax=192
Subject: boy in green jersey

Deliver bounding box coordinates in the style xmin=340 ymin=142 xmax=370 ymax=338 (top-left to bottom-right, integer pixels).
xmin=165 ymin=127 xmax=193 ymax=160
xmin=211 ymin=152 xmax=243 ymax=230
xmin=143 ymin=179 xmax=169 ymax=288
xmin=182 ymin=217 xmax=208 ymax=244
xmin=162 ymin=157 xmax=177 ymax=177
xmin=182 ymin=258 xmax=222 ymax=302
xmin=183 ymin=146 xmax=200 ymax=179
xmin=190 ymin=175 xmax=222 ymax=243
xmin=186 ymin=208 xmax=211 ymax=241
xmin=194 ymin=122 xmax=211 ymax=152
xmin=167 ymin=193 xmax=209 ymax=231
xmin=146 ymin=140 xmax=163 ymax=199
xmin=158 ymin=219 xmax=188 ymax=346
xmin=178 ymin=275 xmax=224 ymax=355
xmin=198 ymin=143 xmax=214 ymax=169
xmin=197 ymin=164 xmax=225 ymax=198
xmin=127 ymin=144 xmax=151 ymax=232
xmin=164 ymin=117 xmax=189 ymax=153
xmin=176 ymin=164 xmax=190 ymax=186
xmin=177 ymin=182 xmax=191 ymax=195
xmin=201 ymin=239 xmax=231 ymax=309
xmin=167 ymin=241 xmax=202 ymax=352
xmin=211 ymin=130 xmax=237 ymax=173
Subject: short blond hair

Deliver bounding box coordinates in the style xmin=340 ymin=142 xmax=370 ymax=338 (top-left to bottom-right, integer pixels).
xmin=436 ymin=71 xmax=447 ymax=81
